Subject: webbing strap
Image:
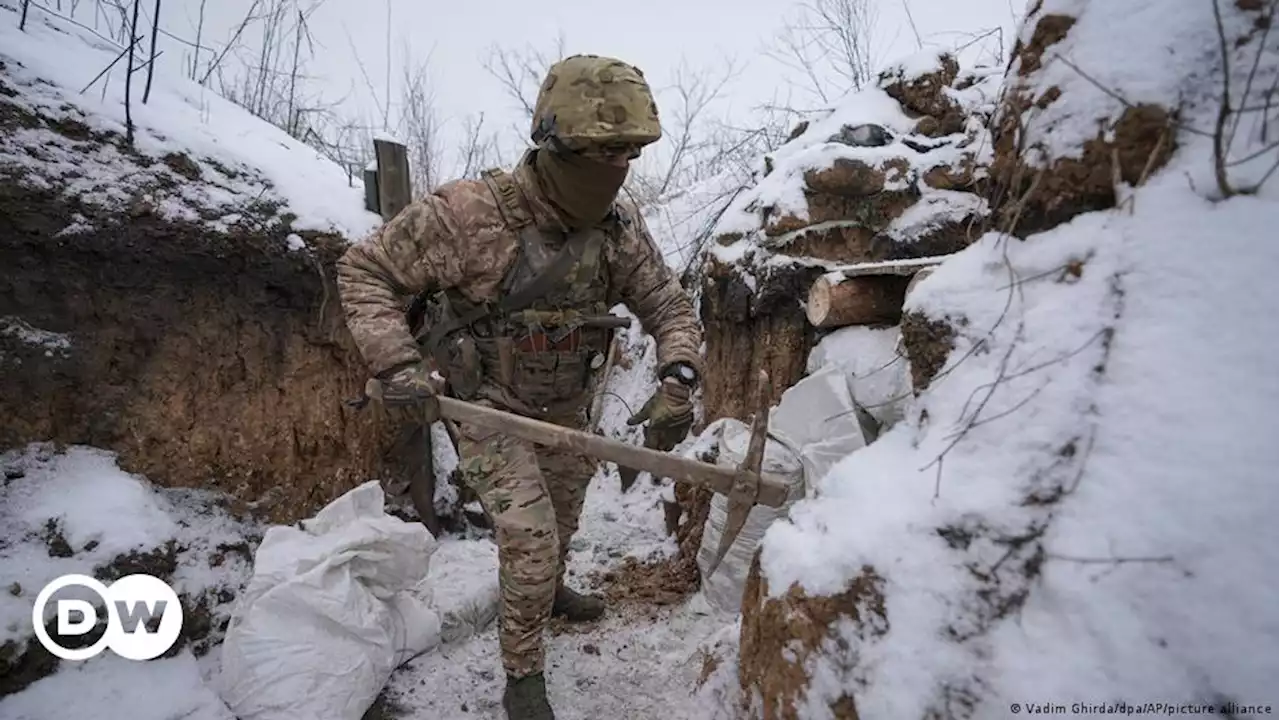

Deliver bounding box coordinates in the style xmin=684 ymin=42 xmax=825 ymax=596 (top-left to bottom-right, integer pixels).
xmin=421 ymin=230 xmax=588 ymax=355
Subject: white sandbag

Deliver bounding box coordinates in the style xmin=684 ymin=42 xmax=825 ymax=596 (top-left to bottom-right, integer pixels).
xmin=695 ymin=419 xmax=805 ymax=615
xmin=806 ymin=325 xmax=912 ymax=431
xmin=418 ymin=537 xmax=501 ymax=644
xmin=217 ymin=481 xmax=444 ymax=720
xmin=771 ymin=363 xmax=871 ymax=484
xmin=695 ymin=364 xmax=870 ymax=615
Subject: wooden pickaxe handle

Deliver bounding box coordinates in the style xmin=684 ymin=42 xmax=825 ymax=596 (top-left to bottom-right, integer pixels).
xmin=432 ymin=395 xmax=791 ymax=509
xmin=350 ymin=373 xmax=795 ymax=578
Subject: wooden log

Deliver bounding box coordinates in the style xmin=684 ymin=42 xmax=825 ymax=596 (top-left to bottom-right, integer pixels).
xmin=373 ymin=138 xmax=411 ymax=221
xmin=806 ymin=274 xmax=909 ymax=328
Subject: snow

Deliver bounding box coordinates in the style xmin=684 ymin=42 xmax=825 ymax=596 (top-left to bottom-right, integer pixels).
xmin=0 ymin=0 xmax=382 ymax=240
xmin=5 ymin=0 xmax=1273 ymax=716
xmin=0 ymin=439 xmax=739 ymax=720
xmin=806 ymin=325 xmax=912 ymax=431
xmin=750 ymin=1 xmax=1280 ymax=713
xmin=0 ymin=155 xmax=739 ymax=717
xmin=883 ymin=49 xmax=961 ymax=83
xmin=0 ymin=316 xmax=71 ymax=357
xmin=0 ymin=652 xmax=236 ymax=720
xmin=0 ymin=444 xmax=261 ymax=650
xmin=708 ymin=56 xmax=1002 ymax=272
xmin=1010 ymin=0 xmax=1279 ymax=196
xmin=880 ymin=188 xmax=987 ymax=242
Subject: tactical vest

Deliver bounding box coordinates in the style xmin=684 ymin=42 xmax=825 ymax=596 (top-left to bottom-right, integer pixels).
xmin=413 ymin=168 xmax=623 ymax=413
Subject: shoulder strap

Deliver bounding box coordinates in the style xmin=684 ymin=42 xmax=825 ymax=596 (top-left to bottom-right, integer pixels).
xmin=480 ymin=167 xmax=534 ymax=230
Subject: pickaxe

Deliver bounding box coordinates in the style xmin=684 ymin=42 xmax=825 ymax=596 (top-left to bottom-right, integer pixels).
xmin=351 ymin=370 xmax=786 ymax=577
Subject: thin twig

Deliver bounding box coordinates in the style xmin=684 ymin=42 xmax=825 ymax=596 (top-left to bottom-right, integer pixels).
xmin=1228 ymin=0 xmax=1277 ymax=147
xmin=141 ymin=0 xmax=159 ymax=103
xmin=1052 ymin=52 xmax=1214 ymax=139
xmin=1063 ymin=423 xmax=1097 ymax=495
xmin=1045 ymin=553 xmax=1175 ymax=565
xmin=79 ymin=33 xmax=142 ymax=94
xmin=199 ymin=0 xmax=261 ymax=86
xmin=901 ymin=0 xmax=923 ymax=49
xmin=123 ymin=0 xmax=140 ymax=145
xmin=1211 ymin=0 xmax=1236 ymax=198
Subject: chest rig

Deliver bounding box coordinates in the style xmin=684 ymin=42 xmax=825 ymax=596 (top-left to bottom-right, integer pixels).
xmin=413 ymin=168 xmax=625 ymax=412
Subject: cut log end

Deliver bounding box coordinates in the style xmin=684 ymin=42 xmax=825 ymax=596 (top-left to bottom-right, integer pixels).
xmin=806 ymin=275 xmax=909 ymax=329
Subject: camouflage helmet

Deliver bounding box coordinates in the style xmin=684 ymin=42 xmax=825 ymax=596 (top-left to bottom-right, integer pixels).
xmin=530 ymin=54 xmax=662 ymax=150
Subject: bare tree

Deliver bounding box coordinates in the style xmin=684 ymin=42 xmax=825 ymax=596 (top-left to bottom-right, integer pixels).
xmin=765 ymin=0 xmax=880 ymax=105
xmin=623 ymin=57 xmax=742 ymax=205
xmin=481 ymin=32 xmax=567 ymax=144
xmin=397 ymin=56 xmax=443 ymax=194
xmin=455 ymin=112 xmax=502 ymax=180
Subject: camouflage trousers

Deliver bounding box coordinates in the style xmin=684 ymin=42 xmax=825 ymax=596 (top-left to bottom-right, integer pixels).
xmin=456 ymin=410 xmax=596 ymax=679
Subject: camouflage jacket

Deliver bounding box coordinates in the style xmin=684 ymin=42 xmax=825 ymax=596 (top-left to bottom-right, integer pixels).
xmin=335 ymin=154 xmax=704 ymax=412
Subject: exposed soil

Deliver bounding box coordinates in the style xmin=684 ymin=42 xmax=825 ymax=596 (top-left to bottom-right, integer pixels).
xmin=901 ymin=311 xmax=959 ymax=392
xmin=879 ymin=52 xmax=961 ymax=118
xmin=989 ymin=102 xmax=1176 ymax=238
xmin=597 ymin=482 xmax=714 ymax=607
xmin=1011 ymin=14 xmax=1077 ymax=77
xmin=989 ymin=9 xmax=1176 ymax=239
xmin=737 ymin=552 xmax=889 ymax=719
xmin=0 ymin=138 xmax=411 ymax=526
xmin=699 ymin=259 xmax=823 ymax=425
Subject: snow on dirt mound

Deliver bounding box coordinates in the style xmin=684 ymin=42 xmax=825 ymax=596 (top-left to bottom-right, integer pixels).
xmin=711 ymin=49 xmax=1002 ymax=272
xmin=707 ymin=1 xmax=1279 ymax=718
xmin=0 ymin=443 xmax=263 ymax=706
xmin=0 ymin=0 xmax=380 ymax=241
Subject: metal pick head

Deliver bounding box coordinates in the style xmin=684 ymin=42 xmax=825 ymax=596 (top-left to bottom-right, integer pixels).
xmin=705 ymin=370 xmax=772 ymax=579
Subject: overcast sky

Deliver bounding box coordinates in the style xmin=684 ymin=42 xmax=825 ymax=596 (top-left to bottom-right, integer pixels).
xmin=150 ymin=0 xmax=1024 ymax=175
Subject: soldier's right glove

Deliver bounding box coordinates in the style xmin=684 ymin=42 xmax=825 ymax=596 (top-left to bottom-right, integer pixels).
xmin=377 ymin=361 xmax=441 ymax=424
xmin=627 ymin=377 xmax=694 ymax=437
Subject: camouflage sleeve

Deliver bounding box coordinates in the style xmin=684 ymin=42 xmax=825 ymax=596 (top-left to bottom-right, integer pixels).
xmin=609 ymin=211 xmax=705 ymax=378
xmin=335 ymin=196 xmax=468 ymax=377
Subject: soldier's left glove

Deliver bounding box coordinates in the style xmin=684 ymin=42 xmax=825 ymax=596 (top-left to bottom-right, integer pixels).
xmin=627 ymin=377 xmax=694 ymax=437
xmin=372 ymin=361 xmax=443 ymax=424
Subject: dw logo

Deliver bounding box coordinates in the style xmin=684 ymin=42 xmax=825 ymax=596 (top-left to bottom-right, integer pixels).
xmin=32 ymin=573 xmax=184 ymax=661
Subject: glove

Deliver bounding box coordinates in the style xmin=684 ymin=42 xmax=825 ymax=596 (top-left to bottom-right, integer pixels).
xmin=376 ymin=361 xmax=442 ymax=424
xmin=627 ymin=377 xmax=694 ymax=439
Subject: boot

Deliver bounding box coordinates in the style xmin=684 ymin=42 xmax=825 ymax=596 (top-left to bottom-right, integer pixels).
xmin=503 ymin=672 xmax=555 ymax=720
xmin=551 ymin=584 xmax=605 ymax=622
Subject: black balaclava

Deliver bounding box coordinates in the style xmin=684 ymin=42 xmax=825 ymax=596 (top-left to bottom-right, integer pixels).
xmin=533 ymin=148 xmax=629 ymax=229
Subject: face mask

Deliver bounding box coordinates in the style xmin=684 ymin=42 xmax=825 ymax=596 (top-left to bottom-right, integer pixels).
xmin=533 ymin=149 xmax=629 ymax=229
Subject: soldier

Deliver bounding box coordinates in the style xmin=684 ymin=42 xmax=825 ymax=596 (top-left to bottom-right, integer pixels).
xmin=335 ymin=54 xmax=704 ymax=719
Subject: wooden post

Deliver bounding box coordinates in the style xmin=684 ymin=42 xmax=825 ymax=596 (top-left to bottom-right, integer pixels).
xmin=362 ymin=167 xmax=380 ymax=214
xmin=373 ymin=138 xmax=411 ymax=221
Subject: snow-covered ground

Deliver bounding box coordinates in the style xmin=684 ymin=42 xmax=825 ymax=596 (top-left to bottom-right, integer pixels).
xmin=0 ymin=0 xmax=381 ymax=241
xmin=377 ymin=467 xmax=737 ymax=720
xmin=0 ymin=442 xmax=738 ymax=720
